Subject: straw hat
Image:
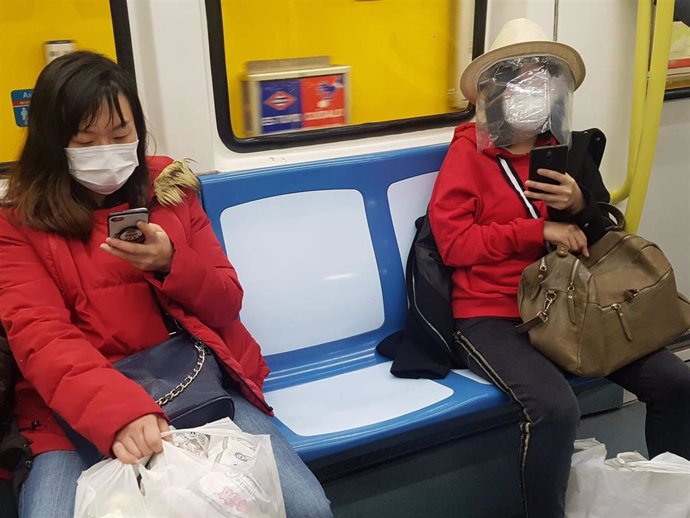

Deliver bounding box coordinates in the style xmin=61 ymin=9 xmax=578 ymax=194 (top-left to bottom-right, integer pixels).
xmin=460 ymin=18 xmax=586 ymax=103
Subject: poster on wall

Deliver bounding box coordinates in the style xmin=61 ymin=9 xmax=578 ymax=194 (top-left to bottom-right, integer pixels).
xmin=666 ymin=21 xmax=690 ymax=97
xmin=300 ymin=75 xmax=346 ymax=129
xmin=10 ymin=89 xmax=32 ymax=127
xmin=255 ymin=75 xmax=347 ymax=134
xmin=242 ymin=57 xmax=350 ymax=136
xmin=259 ymin=80 xmax=303 ymax=134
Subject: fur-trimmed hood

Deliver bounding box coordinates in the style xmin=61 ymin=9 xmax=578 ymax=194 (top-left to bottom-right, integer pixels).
xmin=151 ymin=159 xmax=201 ymax=207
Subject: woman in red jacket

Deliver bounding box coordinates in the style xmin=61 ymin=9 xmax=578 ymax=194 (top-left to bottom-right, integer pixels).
xmin=429 ymin=19 xmax=690 ymax=518
xmin=0 ymin=51 xmax=332 ymax=518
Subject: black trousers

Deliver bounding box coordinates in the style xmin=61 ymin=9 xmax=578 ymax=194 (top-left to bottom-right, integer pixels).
xmin=456 ymin=317 xmax=690 ymax=518
xmin=0 ymin=479 xmax=16 ymax=518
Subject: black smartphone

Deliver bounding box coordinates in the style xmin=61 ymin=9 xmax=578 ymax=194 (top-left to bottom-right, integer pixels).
xmin=107 ymin=208 xmax=149 ymax=243
xmin=528 ymin=144 xmax=569 ymax=188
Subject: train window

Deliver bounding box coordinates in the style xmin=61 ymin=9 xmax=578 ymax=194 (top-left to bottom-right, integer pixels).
xmin=0 ymin=0 xmax=135 ymax=169
xmin=206 ymin=0 xmax=487 ymax=151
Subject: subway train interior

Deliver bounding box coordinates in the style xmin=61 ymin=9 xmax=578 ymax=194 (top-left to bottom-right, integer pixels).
xmin=1 ymin=0 xmax=690 ymax=517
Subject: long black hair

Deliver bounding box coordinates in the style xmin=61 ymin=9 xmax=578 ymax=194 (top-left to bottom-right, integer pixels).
xmin=6 ymin=51 xmax=149 ymax=240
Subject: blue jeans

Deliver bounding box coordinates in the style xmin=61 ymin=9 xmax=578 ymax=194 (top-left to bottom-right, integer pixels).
xmin=19 ymin=390 xmax=333 ymax=518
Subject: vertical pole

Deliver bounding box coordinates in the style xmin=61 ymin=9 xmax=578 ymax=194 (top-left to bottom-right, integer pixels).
xmin=625 ymin=0 xmax=674 ymax=232
xmin=611 ymin=0 xmax=653 ymax=204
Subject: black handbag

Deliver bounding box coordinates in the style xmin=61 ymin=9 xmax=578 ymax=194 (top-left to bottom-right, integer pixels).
xmin=56 ymin=331 xmax=234 ymax=464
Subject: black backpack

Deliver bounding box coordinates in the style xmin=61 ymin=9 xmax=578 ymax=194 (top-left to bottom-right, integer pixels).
xmin=377 ymin=211 xmax=464 ymax=378
xmin=376 ymin=129 xmax=608 ymax=379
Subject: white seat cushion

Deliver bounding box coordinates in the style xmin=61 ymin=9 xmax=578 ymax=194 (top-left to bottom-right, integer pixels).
xmin=265 ymin=362 xmax=454 ymax=436
xmin=219 ymin=189 xmax=384 ymax=354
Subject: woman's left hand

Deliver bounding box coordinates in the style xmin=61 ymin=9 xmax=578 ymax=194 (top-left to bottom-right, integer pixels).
xmin=101 ymin=222 xmax=174 ymax=273
xmin=525 ymin=169 xmax=586 ymax=213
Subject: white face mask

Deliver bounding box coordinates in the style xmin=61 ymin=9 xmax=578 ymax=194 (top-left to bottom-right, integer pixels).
xmin=503 ymin=71 xmax=551 ymax=134
xmin=65 ymin=140 xmax=139 ymax=195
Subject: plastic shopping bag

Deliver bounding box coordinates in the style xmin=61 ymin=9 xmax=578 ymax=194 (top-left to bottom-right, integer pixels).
xmin=565 ymin=438 xmax=690 ymax=518
xmin=73 ymin=458 xmax=149 ymax=518
xmin=74 ymin=418 xmax=286 ymax=518
xmin=140 ymin=418 xmax=286 ymax=518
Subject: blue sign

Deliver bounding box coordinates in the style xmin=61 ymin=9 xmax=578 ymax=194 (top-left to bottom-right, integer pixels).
xmin=260 ymin=80 xmax=302 ymax=134
xmin=11 ymin=89 xmax=33 ymax=127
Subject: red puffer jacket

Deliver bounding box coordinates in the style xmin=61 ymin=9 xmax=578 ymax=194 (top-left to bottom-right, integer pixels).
xmin=0 ymin=156 xmax=271 ymax=458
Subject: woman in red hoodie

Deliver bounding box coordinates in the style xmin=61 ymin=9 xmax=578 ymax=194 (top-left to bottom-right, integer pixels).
xmin=0 ymin=51 xmax=331 ymax=518
xmin=429 ymin=19 xmax=690 ymax=518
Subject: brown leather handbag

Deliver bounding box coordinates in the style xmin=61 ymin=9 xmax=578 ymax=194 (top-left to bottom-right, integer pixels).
xmin=517 ymin=208 xmax=690 ymax=376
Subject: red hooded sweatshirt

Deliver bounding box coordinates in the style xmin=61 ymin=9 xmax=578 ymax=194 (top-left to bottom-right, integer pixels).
xmin=429 ymin=123 xmax=552 ymax=319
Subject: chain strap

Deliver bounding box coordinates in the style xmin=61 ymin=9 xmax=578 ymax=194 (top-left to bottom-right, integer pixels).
xmin=155 ymin=339 xmax=206 ymax=407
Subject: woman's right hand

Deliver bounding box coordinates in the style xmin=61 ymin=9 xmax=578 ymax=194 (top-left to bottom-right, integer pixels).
xmin=543 ymin=221 xmax=589 ymax=257
xmin=112 ymin=414 xmax=170 ymax=464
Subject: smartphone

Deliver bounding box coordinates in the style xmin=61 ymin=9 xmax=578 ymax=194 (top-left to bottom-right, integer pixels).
xmin=528 ymin=144 xmax=569 ymax=188
xmin=108 ymin=208 xmax=149 ymax=243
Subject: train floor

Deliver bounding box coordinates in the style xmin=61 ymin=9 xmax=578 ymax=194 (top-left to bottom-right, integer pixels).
xmin=325 ymin=400 xmax=648 ymax=518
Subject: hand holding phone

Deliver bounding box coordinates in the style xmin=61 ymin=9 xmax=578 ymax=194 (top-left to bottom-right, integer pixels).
xmin=108 ymin=208 xmax=149 ymax=243
xmin=528 ymin=144 xmax=569 ymax=189
xmin=526 ymin=144 xmax=585 ymax=213
xmin=102 ymin=209 xmax=173 ymax=272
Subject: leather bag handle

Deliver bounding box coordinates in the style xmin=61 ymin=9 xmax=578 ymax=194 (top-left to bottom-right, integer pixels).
xmin=597 ymin=202 xmax=626 ymax=232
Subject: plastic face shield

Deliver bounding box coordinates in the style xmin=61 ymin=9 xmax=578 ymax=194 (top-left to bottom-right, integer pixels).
xmin=474 ymin=57 xmax=575 ymax=152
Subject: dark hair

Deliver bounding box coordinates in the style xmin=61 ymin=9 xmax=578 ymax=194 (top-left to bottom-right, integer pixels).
xmin=5 ymin=51 xmax=149 ymax=240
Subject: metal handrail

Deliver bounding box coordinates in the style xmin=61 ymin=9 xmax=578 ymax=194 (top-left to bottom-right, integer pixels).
xmin=610 ymin=0 xmax=675 ymax=231
xmin=611 ymin=0 xmax=652 ymax=205
xmin=623 ymin=0 xmax=674 ymax=233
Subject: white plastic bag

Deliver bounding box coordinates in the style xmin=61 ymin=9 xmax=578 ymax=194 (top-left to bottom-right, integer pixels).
xmin=140 ymin=418 xmax=286 ymax=518
xmin=74 ymin=458 xmax=149 ymax=518
xmin=565 ymin=438 xmax=690 ymax=518
xmin=74 ymin=418 xmax=286 ymax=518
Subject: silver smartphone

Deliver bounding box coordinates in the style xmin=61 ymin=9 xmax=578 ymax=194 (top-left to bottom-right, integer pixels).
xmin=107 ymin=208 xmax=149 ymax=243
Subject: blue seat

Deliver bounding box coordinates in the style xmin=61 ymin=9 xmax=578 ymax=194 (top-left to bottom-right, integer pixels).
xmin=199 ymin=144 xmax=614 ymax=475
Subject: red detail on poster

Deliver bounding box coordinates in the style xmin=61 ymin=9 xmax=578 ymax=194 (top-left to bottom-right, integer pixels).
xmin=300 ymin=75 xmax=346 ymax=128
xmin=264 ymin=90 xmax=297 ymax=111
xmin=669 ymin=57 xmax=690 ymax=69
